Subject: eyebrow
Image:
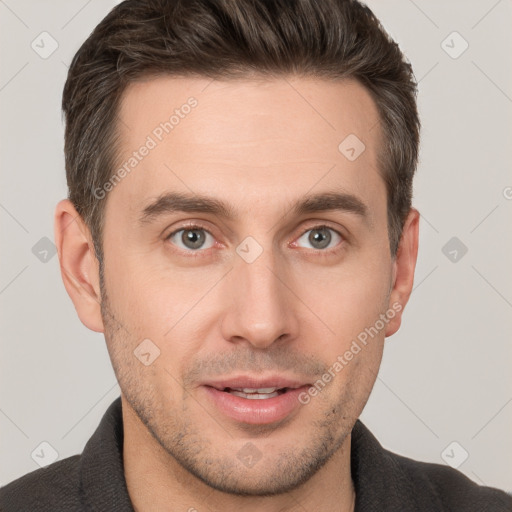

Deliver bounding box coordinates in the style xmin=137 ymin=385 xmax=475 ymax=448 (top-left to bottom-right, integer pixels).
xmin=138 ymin=191 xmax=369 ymax=225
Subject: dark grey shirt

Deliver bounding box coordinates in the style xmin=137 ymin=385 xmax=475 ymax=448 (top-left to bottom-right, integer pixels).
xmin=1 ymin=396 xmax=510 ymax=511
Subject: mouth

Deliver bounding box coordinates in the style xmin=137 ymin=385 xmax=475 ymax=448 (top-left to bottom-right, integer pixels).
xmin=200 ymin=378 xmax=311 ymax=425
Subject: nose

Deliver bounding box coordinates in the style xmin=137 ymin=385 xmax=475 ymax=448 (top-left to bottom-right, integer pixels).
xmin=220 ymin=246 xmax=299 ymax=349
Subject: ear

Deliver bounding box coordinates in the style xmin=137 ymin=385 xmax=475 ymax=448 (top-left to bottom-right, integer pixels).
xmin=385 ymin=208 xmax=420 ymax=337
xmin=54 ymin=199 xmax=105 ymax=333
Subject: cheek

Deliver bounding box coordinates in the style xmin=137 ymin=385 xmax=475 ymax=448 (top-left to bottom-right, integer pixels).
xmin=290 ymin=254 xmax=390 ymax=398
xmin=104 ymin=254 xmax=226 ymax=367
xmin=294 ymin=255 xmax=392 ymax=337
xmin=104 ymin=249 xmax=185 ymax=321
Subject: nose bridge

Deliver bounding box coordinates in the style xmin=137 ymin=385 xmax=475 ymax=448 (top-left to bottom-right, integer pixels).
xmin=221 ymin=240 xmax=297 ymax=348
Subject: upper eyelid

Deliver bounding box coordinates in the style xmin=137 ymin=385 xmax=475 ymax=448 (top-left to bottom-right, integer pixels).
xmin=298 ymin=224 xmax=342 ymax=237
xmin=167 ymin=224 xmax=212 ymax=237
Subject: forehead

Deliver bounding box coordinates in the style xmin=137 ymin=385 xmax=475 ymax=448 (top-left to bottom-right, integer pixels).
xmin=112 ymin=75 xmax=384 ymax=215
xmin=118 ymin=75 xmax=380 ymax=150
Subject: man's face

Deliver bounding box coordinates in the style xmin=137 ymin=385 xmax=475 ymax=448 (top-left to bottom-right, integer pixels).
xmin=100 ymin=76 xmax=399 ymax=494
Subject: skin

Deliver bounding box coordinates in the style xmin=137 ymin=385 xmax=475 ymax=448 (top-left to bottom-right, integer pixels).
xmin=54 ymin=75 xmax=419 ymax=512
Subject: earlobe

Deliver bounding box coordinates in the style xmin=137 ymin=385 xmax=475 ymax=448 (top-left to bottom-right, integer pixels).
xmin=385 ymin=208 xmax=420 ymax=337
xmin=54 ymin=199 xmax=105 ymax=333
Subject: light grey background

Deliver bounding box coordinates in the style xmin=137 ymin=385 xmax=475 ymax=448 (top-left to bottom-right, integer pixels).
xmin=1 ymin=0 xmax=511 ymax=493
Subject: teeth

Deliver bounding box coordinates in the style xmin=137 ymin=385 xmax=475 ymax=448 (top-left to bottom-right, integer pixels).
xmin=244 ymin=387 xmax=278 ymax=393
xmin=230 ymin=387 xmax=278 ymax=393
xmin=228 ymin=390 xmax=280 ymax=399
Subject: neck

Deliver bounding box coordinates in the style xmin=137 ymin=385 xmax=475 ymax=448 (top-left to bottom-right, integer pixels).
xmin=122 ymin=397 xmax=356 ymax=512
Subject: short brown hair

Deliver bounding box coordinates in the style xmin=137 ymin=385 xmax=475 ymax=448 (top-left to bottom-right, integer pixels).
xmin=62 ymin=0 xmax=420 ymax=263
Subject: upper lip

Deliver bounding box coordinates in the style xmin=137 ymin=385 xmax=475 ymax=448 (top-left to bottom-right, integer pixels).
xmin=201 ymin=375 xmax=311 ymax=391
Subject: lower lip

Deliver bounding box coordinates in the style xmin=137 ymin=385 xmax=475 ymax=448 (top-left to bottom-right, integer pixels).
xmin=201 ymin=385 xmax=310 ymax=425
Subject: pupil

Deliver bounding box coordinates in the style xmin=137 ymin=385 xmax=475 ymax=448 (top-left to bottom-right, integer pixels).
xmin=309 ymin=228 xmax=331 ymax=249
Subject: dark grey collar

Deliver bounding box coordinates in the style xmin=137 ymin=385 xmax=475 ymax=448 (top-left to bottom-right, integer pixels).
xmin=79 ymin=396 xmax=135 ymax=511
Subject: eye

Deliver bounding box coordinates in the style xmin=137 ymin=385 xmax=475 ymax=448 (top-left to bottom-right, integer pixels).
xmin=166 ymin=226 xmax=215 ymax=251
xmin=295 ymin=226 xmax=342 ymax=250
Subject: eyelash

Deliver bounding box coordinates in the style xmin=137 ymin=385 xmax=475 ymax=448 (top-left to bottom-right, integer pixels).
xmin=165 ymin=223 xmax=345 ymax=257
